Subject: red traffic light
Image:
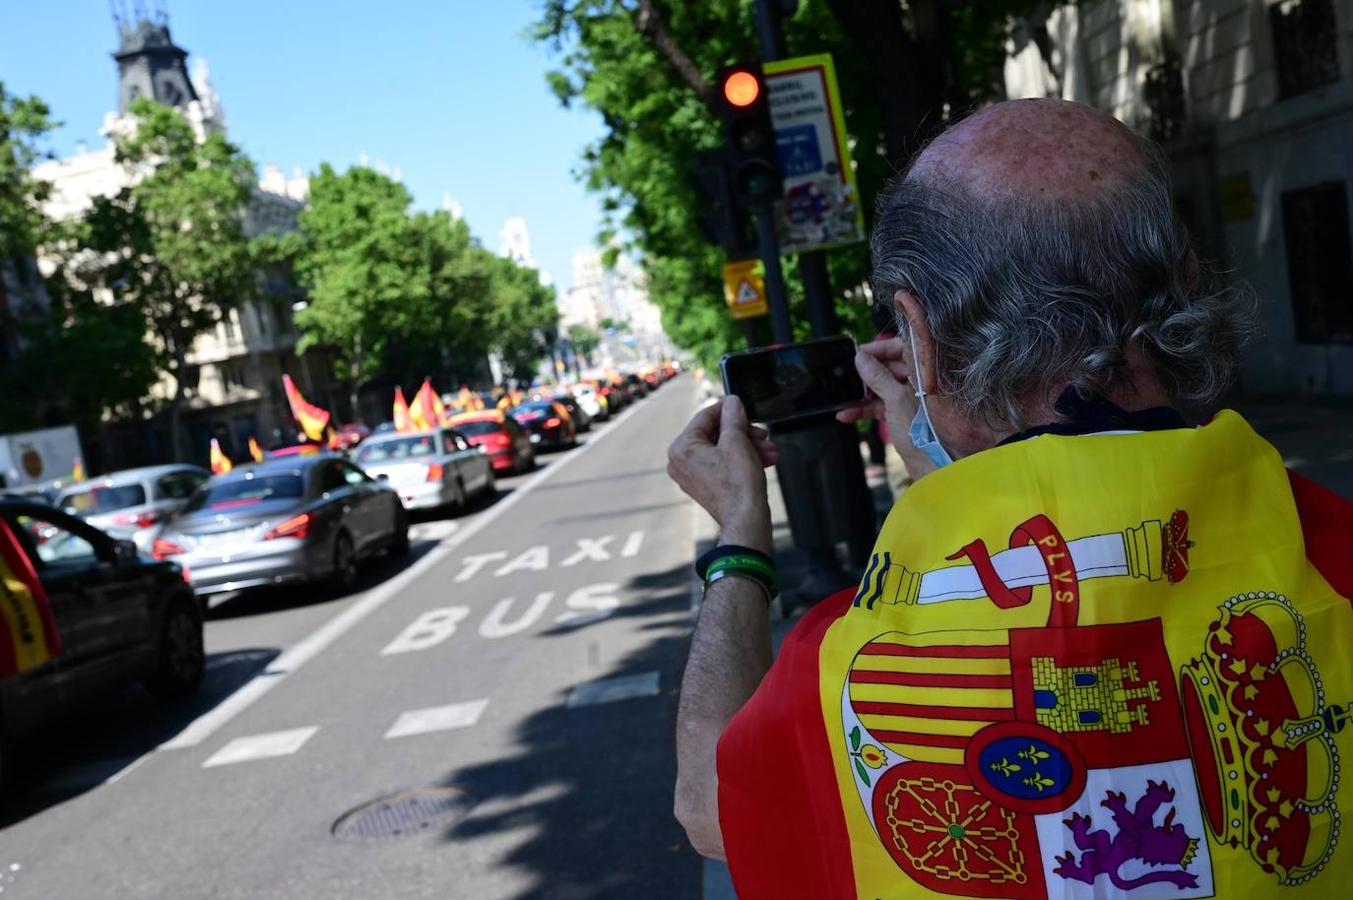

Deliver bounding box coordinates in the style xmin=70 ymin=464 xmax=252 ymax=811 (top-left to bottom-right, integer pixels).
xmin=722 ymin=70 xmax=760 ymax=108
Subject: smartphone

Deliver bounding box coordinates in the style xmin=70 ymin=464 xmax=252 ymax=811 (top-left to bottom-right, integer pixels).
xmin=720 ymin=336 xmax=865 ymax=423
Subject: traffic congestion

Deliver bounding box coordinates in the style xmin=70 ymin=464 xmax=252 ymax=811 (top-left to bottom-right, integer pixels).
xmin=0 ymin=362 xmax=681 ymax=792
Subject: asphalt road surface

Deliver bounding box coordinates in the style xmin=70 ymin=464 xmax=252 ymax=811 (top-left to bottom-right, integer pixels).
xmin=0 ymin=376 xmax=703 ymax=900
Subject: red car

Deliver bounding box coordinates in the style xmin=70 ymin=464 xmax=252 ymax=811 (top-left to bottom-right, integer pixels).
xmin=448 ymin=412 xmax=535 ymax=474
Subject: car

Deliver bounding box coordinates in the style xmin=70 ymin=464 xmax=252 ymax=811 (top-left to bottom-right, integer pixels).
xmin=152 ymin=455 xmax=408 ymax=597
xmin=570 ymin=384 xmax=608 ymax=422
xmin=0 ymin=500 xmax=204 ymax=780
xmin=334 ymin=423 xmax=371 ymax=450
xmin=552 ymin=395 xmax=593 ymax=433
xmin=446 ymin=412 xmax=535 ymax=474
xmin=54 ymin=464 xmax=211 ymax=555
xmin=621 ymin=373 xmax=649 ymax=401
xmin=509 ymin=401 xmax=578 ymax=451
xmin=352 ymin=428 xmax=495 ymax=512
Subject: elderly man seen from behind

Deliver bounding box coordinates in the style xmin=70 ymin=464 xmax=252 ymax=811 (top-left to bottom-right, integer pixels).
xmin=668 ymin=98 xmax=1353 ymax=899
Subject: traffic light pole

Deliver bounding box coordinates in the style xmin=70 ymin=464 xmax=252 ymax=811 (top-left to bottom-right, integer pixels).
xmin=754 ymin=207 xmax=793 ymax=344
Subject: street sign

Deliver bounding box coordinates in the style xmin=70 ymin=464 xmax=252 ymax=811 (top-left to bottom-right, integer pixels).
xmin=722 ymin=259 xmax=768 ymax=320
xmin=763 ymin=54 xmax=865 ymax=254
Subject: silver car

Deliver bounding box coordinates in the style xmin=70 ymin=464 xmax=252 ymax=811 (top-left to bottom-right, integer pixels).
xmin=153 ymin=455 xmax=407 ymax=597
xmin=352 ymin=428 xmax=495 ymax=512
xmin=55 ymin=464 xmax=210 ymax=554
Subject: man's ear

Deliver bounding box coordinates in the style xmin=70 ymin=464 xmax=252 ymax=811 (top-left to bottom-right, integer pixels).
xmin=894 ymin=290 xmax=939 ymax=394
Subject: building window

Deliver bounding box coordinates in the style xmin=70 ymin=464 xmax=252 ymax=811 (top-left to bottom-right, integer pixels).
xmin=1269 ymin=0 xmax=1340 ymax=99
xmin=1281 ymin=182 xmax=1353 ymax=344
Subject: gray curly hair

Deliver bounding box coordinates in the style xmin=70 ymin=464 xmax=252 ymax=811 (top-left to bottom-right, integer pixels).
xmin=870 ymin=135 xmax=1257 ymax=430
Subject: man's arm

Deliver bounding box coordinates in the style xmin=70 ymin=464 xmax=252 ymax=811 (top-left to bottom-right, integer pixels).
xmin=667 ymin=396 xmax=778 ymax=860
xmin=674 ymin=524 xmax=772 ymax=860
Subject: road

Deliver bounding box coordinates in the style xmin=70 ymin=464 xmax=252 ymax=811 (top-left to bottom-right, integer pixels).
xmin=0 ymin=376 xmax=703 ymax=900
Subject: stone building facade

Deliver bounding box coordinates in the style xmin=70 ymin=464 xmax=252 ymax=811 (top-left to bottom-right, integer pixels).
xmin=1005 ymin=0 xmax=1353 ymax=396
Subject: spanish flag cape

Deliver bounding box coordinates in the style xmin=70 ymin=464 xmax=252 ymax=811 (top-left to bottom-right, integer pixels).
xmin=717 ymin=410 xmax=1353 ymax=899
xmin=0 ymin=517 xmax=63 ymax=675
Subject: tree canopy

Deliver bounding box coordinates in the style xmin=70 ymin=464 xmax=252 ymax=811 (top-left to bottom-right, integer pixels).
xmin=533 ymin=0 xmax=1035 ymax=366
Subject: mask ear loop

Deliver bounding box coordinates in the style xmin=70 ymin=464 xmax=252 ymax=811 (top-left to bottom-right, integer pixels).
xmin=905 ymin=323 xmax=953 ymax=460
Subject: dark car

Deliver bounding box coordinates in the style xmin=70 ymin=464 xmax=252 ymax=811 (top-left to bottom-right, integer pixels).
xmin=0 ymin=500 xmax=204 ymax=779
xmin=622 ymin=373 xmax=649 ymax=401
xmin=509 ymin=401 xmax=577 ymax=452
xmin=552 ymin=395 xmax=592 ymax=434
xmin=153 ymin=455 xmax=408 ymax=597
xmin=447 ymin=412 xmax=535 ymax=474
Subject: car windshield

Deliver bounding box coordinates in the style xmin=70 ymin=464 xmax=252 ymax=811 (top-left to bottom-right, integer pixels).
xmin=453 ymin=420 xmax=503 ymax=437
xmin=512 ymin=404 xmax=553 ymax=419
xmin=59 ymin=483 xmax=147 ymax=515
xmin=354 ymin=435 xmax=438 ymax=464
xmin=184 ymin=474 xmax=305 ymax=512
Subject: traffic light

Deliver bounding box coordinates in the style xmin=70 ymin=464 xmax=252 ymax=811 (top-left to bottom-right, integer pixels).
xmin=693 ymin=148 xmax=755 ymax=256
xmin=715 ymin=63 xmax=781 ymax=208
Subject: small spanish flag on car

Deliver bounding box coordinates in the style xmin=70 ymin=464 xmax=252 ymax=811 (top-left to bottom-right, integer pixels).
xmin=248 ymin=436 xmax=265 ymax=463
xmin=0 ymin=517 xmax=63 ymax=676
xmin=393 ymin=387 xmax=414 ymax=433
xmin=282 ymin=374 xmax=331 ymax=442
xmin=210 ymin=438 xmax=233 ymax=475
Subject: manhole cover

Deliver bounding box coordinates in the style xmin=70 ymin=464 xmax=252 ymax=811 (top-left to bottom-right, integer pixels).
xmin=332 ymin=787 xmax=476 ymax=841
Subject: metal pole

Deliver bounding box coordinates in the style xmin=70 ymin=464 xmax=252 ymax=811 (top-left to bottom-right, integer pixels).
xmin=753 ymin=207 xmax=793 ymax=343
xmin=754 ymin=0 xmax=787 ymax=59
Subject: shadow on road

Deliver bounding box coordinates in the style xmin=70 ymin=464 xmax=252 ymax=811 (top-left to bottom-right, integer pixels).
xmin=434 ymin=560 xmax=702 ymax=900
xmin=0 ymin=646 xmax=278 ymax=827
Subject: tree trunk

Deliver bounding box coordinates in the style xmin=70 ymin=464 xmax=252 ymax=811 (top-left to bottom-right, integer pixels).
xmin=824 ymin=0 xmax=949 ymax=166
xmin=348 ymin=357 xmax=363 ymax=426
xmin=168 ymin=349 xmax=187 ymax=463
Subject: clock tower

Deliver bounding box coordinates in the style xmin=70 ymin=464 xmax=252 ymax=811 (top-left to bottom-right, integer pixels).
xmin=112 ymin=10 xmax=198 ymax=114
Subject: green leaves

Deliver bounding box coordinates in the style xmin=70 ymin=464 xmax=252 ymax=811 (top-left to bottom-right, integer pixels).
xmin=291 ymin=164 xmax=556 ymax=392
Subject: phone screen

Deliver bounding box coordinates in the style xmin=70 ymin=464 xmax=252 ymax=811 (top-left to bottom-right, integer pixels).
xmin=721 ymin=336 xmax=864 ymax=423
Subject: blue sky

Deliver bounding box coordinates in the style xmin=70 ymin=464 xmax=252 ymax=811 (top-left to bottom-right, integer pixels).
xmin=0 ymin=0 xmax=606 ymax=294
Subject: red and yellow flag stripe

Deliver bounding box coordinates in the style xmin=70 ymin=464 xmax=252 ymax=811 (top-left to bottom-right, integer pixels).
xmin=0 ymin=517 xmax=63 ymax=676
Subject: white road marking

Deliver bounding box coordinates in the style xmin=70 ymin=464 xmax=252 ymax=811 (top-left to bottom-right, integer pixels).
xmin=202 ymin=726 xmax=318 ymax=768
xmin=381 ymin=606 xmax=470 ymax=655
xmin=155 ymin=393 xmax=664 ymax=754
xmin=384 ymin=699 xmax=488 ymax=739
xmin=620 ymin=530 xmax=644 ymax=558
xmin=554 ymin=582 xmax=621 ymax=626
xmin=410 ymin=521 xmax=459 ymax=542
xmin=566 ymin=671 xmax=660 ymax=708
xmin=562 ymin=536 xmax=613 ymax=566
xmin=479 ymin=592 xmax=553 ymax=638
xmin=493 ymin=544 xmax=548 ymax=576
xmin=455 ymin=551 xmax=507 ymax=582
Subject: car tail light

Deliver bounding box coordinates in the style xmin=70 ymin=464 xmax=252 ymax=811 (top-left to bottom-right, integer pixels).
xmin=265 ymin=512 xmax=312 ymax=540
xmin=544 ymin=417 xmax=561 ymax=428
xmin=426 ymin=462 xmax=445 ymax=482
xmin=115 ymin=510 xmax=163 ymax=528
xmin=153 ymin=538 xmax=186 ymax=559
xmin=489 ymin=432 xmax=511 ymax=447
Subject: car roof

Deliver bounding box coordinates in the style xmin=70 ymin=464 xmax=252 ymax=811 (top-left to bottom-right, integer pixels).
xmin=360 ymin=428 xmax=446 ymax=442
xmin=213 ymin=455 xmax=335 ymax=480
xmin=56 ymin=464 xmax=207 ymax=494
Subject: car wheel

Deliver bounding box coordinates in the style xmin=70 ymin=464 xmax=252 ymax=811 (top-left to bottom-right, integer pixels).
xmin=390 ymin=509 xmax=411 ymax=557
xmin=331 ymin=531 xmax=358 ymax=590
xmin=146 ymin=594 xmax=205 ymax=700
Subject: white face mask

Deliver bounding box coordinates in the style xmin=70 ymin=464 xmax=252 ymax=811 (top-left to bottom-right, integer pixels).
xmin=906 ymin=326 xmax=954 ymax=468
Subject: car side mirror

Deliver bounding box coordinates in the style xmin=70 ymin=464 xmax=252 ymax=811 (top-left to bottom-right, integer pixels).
xmin=377 ymin=472 xmax=389 ymax=480
xmin=113 ymin=539 xmax=139 ymax=563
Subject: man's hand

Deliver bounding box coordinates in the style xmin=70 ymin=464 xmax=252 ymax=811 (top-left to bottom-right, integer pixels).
xmin=667 ymin=396 xmax=777 ymax=552
xmin=837 ymin=337 xmax=937 ymax=480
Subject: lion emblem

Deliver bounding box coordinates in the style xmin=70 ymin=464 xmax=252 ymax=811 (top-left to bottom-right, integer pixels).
xmin=1054 ymin=780 xmax=1201 ymax=891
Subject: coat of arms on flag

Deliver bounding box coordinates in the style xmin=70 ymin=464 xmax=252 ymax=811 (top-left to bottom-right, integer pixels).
xmin=839 ymin=508 xmax=1347 ymax=898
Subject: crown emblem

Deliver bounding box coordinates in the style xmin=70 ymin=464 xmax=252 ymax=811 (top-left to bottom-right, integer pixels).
xmin=1180 ymin=592 xmax=1343 ymax=886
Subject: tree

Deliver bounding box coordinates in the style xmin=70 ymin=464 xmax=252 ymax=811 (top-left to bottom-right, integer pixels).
xmin=484 ymin=254 xmax=559 ymax=383
xmin=0 ymin=84 xmax=156 ymax=435
xmin=533 ymin=1 xmax=1035 ymax=367
xmin=568 ymin=323 xmax=602 ymax=364
xmin=291 ymin=164 xmax=437 ymax=414
xmin=72 ymin=98 xmax=263 ymax=458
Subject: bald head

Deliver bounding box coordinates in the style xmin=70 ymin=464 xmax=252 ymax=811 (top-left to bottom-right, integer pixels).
xmin=909 ymin=99 xmax=1146 ymax=200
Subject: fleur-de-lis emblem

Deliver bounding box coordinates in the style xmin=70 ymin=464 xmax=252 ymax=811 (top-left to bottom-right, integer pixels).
xmin=1023 ymin=772 xmax=1056 ymax=792
xmin=988 ymin=756 xmax=1022 ymax=778
xmin=1018 ymin=744 xmax=1051 ymax=763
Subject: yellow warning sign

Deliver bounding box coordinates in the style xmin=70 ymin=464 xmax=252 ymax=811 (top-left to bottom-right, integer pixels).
xmin=722 ymin=259 xmax=767 ymax=320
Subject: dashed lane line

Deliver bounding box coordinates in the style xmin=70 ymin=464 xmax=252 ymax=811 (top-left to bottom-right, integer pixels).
xmin=157 ymin=391 xmax=675 ymax=754
xmin=202 ymin=726 xmax=318 ymax=768
xmin=383 ymin=699 xmax=488 ymax=739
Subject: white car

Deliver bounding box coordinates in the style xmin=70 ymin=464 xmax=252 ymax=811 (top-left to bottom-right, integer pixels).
xmin=352 ymin=428 xmax=494 ymax=512
xmin=570 ymin=385 xmax=607 ymax=421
